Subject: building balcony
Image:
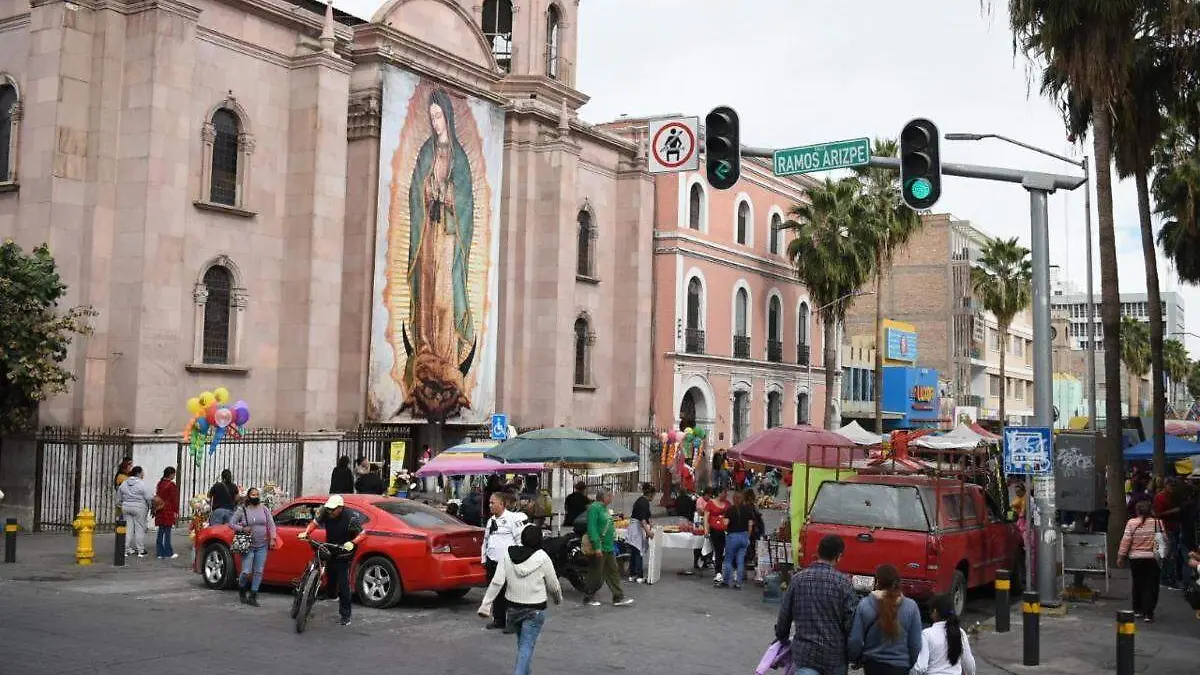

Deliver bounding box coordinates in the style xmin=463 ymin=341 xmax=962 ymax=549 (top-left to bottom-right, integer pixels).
xmin=684 ymin=328 xmax=706 ymax=354
xmin=734 ymin=335 xmax=751 ymax=359
xmin=797 ymin=343 xmax=810 ymax=366
xmin=960 ymin=394 xmax=984 ymax=408
xmin=767 ymin=339 xmax=783 ymax=363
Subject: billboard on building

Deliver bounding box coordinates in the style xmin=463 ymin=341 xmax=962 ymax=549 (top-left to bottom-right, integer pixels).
xmin=885 ymin=327 xmax=918 ymax=363
xmin=366 ymin=67 xmax=505 ymax=424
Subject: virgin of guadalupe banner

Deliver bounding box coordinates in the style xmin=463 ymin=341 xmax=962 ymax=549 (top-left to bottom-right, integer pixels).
xmin=367 ymin=68 xmax=504 ymax=424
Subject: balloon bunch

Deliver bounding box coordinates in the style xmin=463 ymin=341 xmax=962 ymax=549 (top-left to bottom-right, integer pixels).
xmin=183 ymin=387 xmax=251 ymax=466
xmin=659 ymin=426 xmax=709 ymax=469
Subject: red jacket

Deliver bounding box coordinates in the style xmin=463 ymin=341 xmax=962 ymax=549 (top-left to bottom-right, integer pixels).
xmin=154 ymin=479 xmax=180 ymax=527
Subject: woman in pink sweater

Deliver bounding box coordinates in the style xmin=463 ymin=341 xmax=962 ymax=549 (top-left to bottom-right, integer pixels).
xmin=1118 ymin=500 xmax=1162 ymax=622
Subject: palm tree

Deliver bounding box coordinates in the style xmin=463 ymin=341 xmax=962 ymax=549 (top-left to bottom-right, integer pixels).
xmin=1163 ymin=338 xmax=1190 ymax=409
xmin=999 ymin=0 xmax=1142 ymax=551
xmin=853 ymin=138 xmax=923 ymax=435
xmin=783 ymin=177 xmax=878 ymax=430
xmin=1120 ymin=316 xmax=1151 ymax=415
xmin=970 ymin=238 xmax=1032 ymax=432
xmin=1188 ymin=360 xmax=1200 ymax=402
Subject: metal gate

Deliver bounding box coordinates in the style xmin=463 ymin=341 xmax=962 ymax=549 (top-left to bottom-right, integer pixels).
xmin=33 ymin=429 xmax=133 ymax=532
xmin=177 ymin=430 xmax=302 ymax=503
xmin=337 ymin=424 xmax=413 ymax=482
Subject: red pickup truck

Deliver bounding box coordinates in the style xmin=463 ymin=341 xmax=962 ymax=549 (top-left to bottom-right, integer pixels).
xmin=800 ymin=474 xmax=1023 ymax=616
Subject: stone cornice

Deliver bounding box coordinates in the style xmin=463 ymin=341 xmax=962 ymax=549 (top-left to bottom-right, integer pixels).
xmin=350 ymin=24 xmax=506 ymax=106
xmin=347 ymin=88 xmax=381 ymax=140
xmin=493 ymin=75 xmax=589 ymax=112
xmin=505 ymin=100 xmax=636 ymax=155
xmin=0 ymin=12 xmax=30 ymax=32
xmin=196 ymin=26 xmax=290 ymax=68
xmin=291 ymin=49 xmax=354 ymax=74
xmin=208 ymin=0 xmax=354 ymax=41
xmin=44 ymin=0 xmax=203 ymax=21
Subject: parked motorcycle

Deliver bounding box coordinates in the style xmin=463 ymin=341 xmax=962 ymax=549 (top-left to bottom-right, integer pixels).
xmin=540 ymin=515 xmax=630 ymax=593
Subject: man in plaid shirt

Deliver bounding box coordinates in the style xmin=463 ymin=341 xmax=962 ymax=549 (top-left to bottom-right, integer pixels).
xmin=775 ymin=535 xmax=858 ymax=675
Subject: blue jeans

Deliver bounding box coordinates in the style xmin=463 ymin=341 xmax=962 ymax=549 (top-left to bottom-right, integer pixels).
xmin=628 ymin=547 xmax=644 ymax=578
xmin=209 ymin=508 xmax=233 ymax=526
xmin=155 ymin=526 xmax=174 ymax=558
xmin=724 ymin=531 xmax=750 ymax=585
xmin=239 ymin=545 xmax=269 ymax=592
xmin=507 ymin=608 xmax=546 ymax=675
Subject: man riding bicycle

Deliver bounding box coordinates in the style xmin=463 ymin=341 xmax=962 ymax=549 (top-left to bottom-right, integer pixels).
xmin=298 ymin=495 xmax=366 ymax=626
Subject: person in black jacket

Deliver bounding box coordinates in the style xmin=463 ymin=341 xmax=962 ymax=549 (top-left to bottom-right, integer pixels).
xmin=329 ymin=456 xmax=355 ymax=494
xmin=355 ymin=463 xmax=385 ymax=495
xmin=562 ymin=481 xmax=591 ymax=531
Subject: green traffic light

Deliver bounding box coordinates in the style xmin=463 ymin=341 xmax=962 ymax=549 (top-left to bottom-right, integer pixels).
xmin=907 ymin=177 xmax=933 ymax=200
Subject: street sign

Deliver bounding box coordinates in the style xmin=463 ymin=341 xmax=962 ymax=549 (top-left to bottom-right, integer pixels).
xmin=773 ymin=137 xmax=871 ymax=177
xmin=490 ymin=414 xmax=509 ymax=441
xmin=1004 ymin=426 xmax=1053 ymax=475
xmin=648 ymin=117 xmax=700 ymax=174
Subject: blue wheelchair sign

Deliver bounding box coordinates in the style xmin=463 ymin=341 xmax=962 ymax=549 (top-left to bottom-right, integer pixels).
xmin=490 ymin=414 xmax=509 ymax=441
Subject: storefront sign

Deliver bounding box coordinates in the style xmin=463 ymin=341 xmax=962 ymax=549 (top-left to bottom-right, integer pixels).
xmin=911 ymin=385 xmax=936 ymax=410
xmin=886 ymin=328 xmax=918 ymax=363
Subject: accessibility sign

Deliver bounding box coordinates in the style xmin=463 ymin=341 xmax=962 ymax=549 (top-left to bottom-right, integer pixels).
xmin=648 ymin=117 xmax=699 ymax=174
xmin=1003 ymin=426 xmax=1053 ymax=475
xmin=773 ymin=137 xmax=871 ymax=177
xmin=490 ymin=414 xmax=509 ymax=441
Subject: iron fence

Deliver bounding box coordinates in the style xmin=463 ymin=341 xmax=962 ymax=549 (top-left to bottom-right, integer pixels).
xmin=176 ymin=430 xmax=302 ymax=504
xmin=337 ymin=424 xmax=414 ymax=477
xmin=33 ymin=428 xmax=133 ymax=532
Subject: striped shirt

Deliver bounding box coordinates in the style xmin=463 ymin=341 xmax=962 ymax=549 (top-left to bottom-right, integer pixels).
xmin=1119 ymin=516 xmax=1161 ymax=560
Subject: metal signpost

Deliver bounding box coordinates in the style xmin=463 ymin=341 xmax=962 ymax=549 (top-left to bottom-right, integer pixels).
xmin=772 ymin=138 xmax=871 ymax=177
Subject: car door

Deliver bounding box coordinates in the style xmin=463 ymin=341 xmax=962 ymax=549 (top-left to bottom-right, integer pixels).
xmin=264 ymin=501 xmax=322 ymax=585
xmin=982 ymin=489 xmax=1015 ymax=580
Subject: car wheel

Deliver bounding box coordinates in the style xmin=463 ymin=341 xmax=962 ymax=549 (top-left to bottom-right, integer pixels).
xmin=950 ymin=570 xmax=968 ymax=617
xmin=565 ymin=568 xmax=589 ymax=593
xmin=436 ymin=588 xmax=471 ymax=602
xmin=202 ymin=543 xmax=234 ymax=590
xmin=356 ymin=556 xmax=402 ymax=609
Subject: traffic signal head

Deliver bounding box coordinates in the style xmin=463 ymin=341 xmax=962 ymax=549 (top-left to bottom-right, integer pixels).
xmin=705 ymin=106 xmax=741 ymax=190
xmin=899 ymin=118 xmax=942 ymax=210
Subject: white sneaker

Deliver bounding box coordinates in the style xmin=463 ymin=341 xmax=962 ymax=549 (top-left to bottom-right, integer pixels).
xmin=713 ymin=572 xmax=724 ymax=584
xmin=613 ymin=598 xmax=635 ymax=607
xmin=169 ymin=553 xmax=179 ymax=559
xmin=636 ymin=578 xmax=646 ymax=584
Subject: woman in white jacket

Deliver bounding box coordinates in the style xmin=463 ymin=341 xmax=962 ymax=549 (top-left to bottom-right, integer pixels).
xmin=479 ymin=525 xmax=562 ymax=675
xmin=912 ymin=593 xmax=976 ymax=675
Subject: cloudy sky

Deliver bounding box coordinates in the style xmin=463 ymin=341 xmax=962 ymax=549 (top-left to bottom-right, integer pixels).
xmin=338 ymin=0 xmax=1196 ymax=353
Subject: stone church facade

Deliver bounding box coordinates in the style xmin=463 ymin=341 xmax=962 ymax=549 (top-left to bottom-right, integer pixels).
xmin=0 ymin=0 xmax=654 ymax=436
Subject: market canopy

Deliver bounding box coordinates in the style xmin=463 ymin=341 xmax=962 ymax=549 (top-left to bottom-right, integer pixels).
xmin=1123 ymin=435 xmax=1200 ymax=460
xmin=484 ymin=427 xmax=638 ymax=466
xmin=727 ymin=425 xmax=860 ymax=469
xmin=414 ymin=441 xmax=545 ymax=476
xmin=836 ymin=421 xmax=883 ymax=446
xmin=969 ymin=423 xmax=1001 ymax=441
xmin=910 ymin=423 xmax=988 ymax=450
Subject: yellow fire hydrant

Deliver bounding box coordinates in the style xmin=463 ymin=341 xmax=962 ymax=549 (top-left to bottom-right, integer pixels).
xmin=71 ymin=508 xmax=96 ymax=566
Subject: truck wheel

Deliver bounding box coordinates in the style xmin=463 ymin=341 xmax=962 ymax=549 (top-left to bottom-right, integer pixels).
xmin=951 ymin=571 xmax=967 ymax=617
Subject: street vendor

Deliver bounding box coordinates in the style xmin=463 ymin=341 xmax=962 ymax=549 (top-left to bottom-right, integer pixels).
xmin=625 ymin=483 xmax=656 ymax=584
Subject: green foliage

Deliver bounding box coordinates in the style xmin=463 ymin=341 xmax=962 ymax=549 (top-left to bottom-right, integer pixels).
xmin=1163 ymin=338 xmax=1190 ymax=383
xmin=852 ymin=138 xmax=923 ymax=268
xmin=970 ymin=238 xmax=1033 ymax=330
xmin=1188 ymin=360 xmax=1200 ymax=400
xmin=0 ymin=241 xmax=96 ymax=433
xmin=1120 ymin=316 xmax=1151 ymax=378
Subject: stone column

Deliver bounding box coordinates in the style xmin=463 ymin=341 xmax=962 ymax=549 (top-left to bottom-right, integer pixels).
xmin=613 ymin=152 xmax=655 ymax=426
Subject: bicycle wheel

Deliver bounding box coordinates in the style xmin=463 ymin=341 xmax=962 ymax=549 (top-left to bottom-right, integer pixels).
xmin=291 ymin=563 xmax=315 ymax=620
xmin=294 ymin=565 xmax=320 ymax=633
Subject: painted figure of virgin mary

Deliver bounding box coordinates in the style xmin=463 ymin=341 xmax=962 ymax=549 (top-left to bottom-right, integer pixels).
xmin=399 ymin=89 xmax=478 ymax=420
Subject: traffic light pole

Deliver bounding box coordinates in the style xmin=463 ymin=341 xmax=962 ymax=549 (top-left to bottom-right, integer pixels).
xmin=744 ymin=145 xmax=1084 ymax=603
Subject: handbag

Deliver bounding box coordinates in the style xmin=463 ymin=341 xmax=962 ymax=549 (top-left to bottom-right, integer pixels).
xmin=230 ymin=507 xmax=252 ymax=554
xmin=1152 ymin=519 xmax=1169 ymax=562
xmin=581 ymin=533 xmax=594 ymax=556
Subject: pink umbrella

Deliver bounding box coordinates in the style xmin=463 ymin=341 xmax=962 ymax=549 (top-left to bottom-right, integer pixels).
xmin=415 ymin=455 xmax=543 ymax=477
xmin=726 ymin=425 xmax=862 ymax=469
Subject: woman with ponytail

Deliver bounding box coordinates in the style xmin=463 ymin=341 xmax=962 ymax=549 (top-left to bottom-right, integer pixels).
xmin=848 ymin=564 xmax=923 ymax=675
xmin=913 ymin=592 xmax=976 ymax=675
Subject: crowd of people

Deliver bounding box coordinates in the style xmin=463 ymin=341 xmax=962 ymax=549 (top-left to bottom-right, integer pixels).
xmin=1119 ymin=472 xmax=1200 ymax=623
xmin=113 ymin=458 xmax=181 ymax=560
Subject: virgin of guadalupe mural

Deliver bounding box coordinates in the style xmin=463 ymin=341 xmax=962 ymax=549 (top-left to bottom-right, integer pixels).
xmin=398 ymin=89 xmax=478 ymax=420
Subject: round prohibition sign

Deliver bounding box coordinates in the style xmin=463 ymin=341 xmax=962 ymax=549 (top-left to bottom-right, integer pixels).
xmin=652 ymin=122 xmax=697 ymax=169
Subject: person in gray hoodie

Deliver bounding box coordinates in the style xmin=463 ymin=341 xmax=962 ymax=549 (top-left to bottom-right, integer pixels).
xmin=479 ymin=525 xmax=562 ymax=675
xmin=116 ymin=466 xmax=154 ymax=557
xmin=848 ymin=563 xmax=923 ymax=675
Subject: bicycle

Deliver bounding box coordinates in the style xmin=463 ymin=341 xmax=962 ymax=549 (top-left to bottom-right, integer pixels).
xmin=291 ymin=540 xmax=348 ymax=633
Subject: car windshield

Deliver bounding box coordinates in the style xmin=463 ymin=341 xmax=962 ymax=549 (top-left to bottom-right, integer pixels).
xmin=809 ymin=482 xmax=931 ymax=531
xmin=373 ymin=500 xmax=463 ymax=530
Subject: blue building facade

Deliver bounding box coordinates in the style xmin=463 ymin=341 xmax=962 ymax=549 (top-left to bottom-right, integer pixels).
xmin=881 ymin=366 xmax=942 ymax=429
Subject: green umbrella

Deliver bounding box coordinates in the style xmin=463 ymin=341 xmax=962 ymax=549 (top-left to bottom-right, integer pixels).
xmin=484 ymin=427 xmax=638 ymax=466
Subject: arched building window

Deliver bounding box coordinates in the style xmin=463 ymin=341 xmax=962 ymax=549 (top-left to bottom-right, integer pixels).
xmin=199 ymin=101 xmax=255 ymax=213
xmin=545 ymin=4 xmax=561 ymax=79
xmin=769 ymin=213 xmax=782 ymax=254
xmin=734 ymin=287 xmax=750 ymax=359
xmin=0 ymin=79 xmax=22 ymax=184
xmin=736 ymin=201 xmax=750 ymax=244
xmin=732 ymin=390 xmax=750 ymax=444
xmin=573 ymin=317 xmax=592 ymax=386
xmin=767 ymin=391 xmax=782 ymax=429
xmin=685 ymin=276 xmax=704 ymax=354
xmin=482 ymin=0 xmax=514 ymax=72
xmin=798 ymin=302 xmax=811 ymax=365
xmin=576 ymin=208 xmax=595 ymax=278
xmin=797 ymin=393 xmax=810 ymax=424
xmin=190 ymin=257 xmax=248 ymax=370
xmin=767 ymin=295 xmax=782 ymax=362
xmin=688 ymin=182 xmax=704 ymax=230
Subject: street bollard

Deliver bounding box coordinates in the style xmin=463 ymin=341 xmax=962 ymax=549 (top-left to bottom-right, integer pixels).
xmin=1022 ymin=591 xmax=1040 ymax=666
xmin=113 ymin=518 xmax=127 ymax=567
xmin=71 ymin=508 xmax=96 ymax=566
xmin=995 ymin=568 xmax=1011 ymax=633
xmin=1116 ymin=610 xmax=1135 ymax=675
xmin=4 ymin=518 xmax=17 ymax=563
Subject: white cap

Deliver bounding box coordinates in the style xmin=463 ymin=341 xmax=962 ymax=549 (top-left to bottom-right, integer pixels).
xmin=324 ymin=495 xmax=344 ymax=509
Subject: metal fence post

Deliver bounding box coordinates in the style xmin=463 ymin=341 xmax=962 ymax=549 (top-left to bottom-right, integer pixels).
xmin=4 ymin=518 xmax=18 ymax=563
xmin=1116 ymin=610 xmax=1135 ymax=675
xmin=995 ymin=568 xmax=1011 ymax=633
xmin=113 ymin=518 xmax=126 ymax=567
xmin=1022 ymin=591 xmax=1040 ymax=666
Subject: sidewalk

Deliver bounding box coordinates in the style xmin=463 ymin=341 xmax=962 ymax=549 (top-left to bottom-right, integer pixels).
xmin=971 ymin=570 xmax=1199 ymax=675
xmin=0 ymin=530 xmax=195 ymax=581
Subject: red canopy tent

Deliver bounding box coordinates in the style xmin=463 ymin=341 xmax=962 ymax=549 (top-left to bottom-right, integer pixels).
xmin=969 ymin=423 xmax=1001 ymax=441
xmin=726 ymin=425 xmax=861 ymax=469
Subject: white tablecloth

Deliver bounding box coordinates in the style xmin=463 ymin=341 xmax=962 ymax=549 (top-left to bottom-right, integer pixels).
xmin=615 ymin=527 xmax=704 ymax=585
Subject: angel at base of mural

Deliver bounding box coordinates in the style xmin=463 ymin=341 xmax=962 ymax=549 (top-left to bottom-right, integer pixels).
xmin=399 ymin=90 xmax=477 ymax=421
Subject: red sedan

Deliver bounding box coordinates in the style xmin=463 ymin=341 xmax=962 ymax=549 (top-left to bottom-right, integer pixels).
xmin=193 ymin=494 xmax=486 ymax=608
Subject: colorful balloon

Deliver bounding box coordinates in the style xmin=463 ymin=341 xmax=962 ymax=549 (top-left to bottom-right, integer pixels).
xmin=205 ymin=404 xmax=218 ymax=424
xmin=186 ymin=397 xmax=202 ymax=415
xmin=196 ymin=417 xmax=210 ymax=434
xmin=213 ymin=387 xmax=230 ymax=404
xmin=199 ymin=391 xmax=215 ymax=407
xmin=214 ymin=407 xmax=234 ymax=428
xmin=233 ymin=405 xmax=250 ymax=426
